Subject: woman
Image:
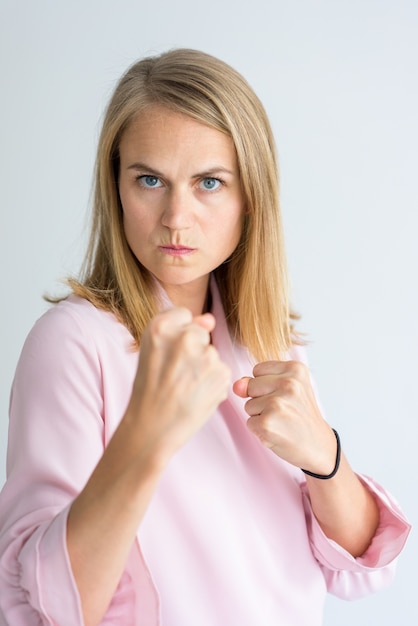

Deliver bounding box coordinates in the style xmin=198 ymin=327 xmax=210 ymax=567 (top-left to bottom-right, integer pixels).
xmin=0 ymin=48 xmax=410 ymax=626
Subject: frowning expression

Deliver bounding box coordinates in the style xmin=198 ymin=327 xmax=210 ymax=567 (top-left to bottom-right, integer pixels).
xmin=118 ymin=105 xmax=245 ymax=310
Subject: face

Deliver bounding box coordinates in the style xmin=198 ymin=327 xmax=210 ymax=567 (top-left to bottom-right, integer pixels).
xmin=118 ymin=105 xmax=245 ymax=313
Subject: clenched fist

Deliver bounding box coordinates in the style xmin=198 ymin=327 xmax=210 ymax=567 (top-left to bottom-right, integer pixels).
xmin=233 ymin=360 xmax=337 ymax=475
xmin=127 ymin=307 xmax=231 ymax=464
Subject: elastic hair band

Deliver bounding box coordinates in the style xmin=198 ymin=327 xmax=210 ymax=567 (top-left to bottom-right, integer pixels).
xmin=302 ymin=429 xmax=341 ymax=480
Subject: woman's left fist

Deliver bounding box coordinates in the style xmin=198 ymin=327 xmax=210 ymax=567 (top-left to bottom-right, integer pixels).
xmin=233 ymin=360 xmax=337 ymax=475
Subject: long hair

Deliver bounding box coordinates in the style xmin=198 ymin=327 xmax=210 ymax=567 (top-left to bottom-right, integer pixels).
xmin=68 ymin=48 xmax=297 ymax=360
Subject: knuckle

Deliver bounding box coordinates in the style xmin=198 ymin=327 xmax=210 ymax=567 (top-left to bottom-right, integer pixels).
xmin=151 ymin=308 xmax=192 ymax=336
xmin=281 ymin=376 xmax=299 ymax=396
xmin=206 ymin=344 xmax=220 ymax=362
xmin=252 ymin=411 xmax=277 ymax=438
xmin=253 ymin=361 xmax=273 ymax=376
xmin=268 ymin=395 xmax=286 ymax=414
xmin=286 ymin=360 xmax=306 ymax=379
xmin=149 ymin=315 xmax=168 ymax=338
xmin=177 ymin=328 xmax=198 ymax=353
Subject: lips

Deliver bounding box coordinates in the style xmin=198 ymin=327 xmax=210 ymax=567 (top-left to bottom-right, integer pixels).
xmin=159 ymin=245 xmax=196 ymax=257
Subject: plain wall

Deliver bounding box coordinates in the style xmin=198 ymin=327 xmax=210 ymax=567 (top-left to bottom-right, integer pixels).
xmin=0 ymin=1 xmax=416 ymax=624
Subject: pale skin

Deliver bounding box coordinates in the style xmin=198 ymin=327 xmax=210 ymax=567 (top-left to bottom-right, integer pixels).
xmin=67 ymin=106 xmax=379 ymax=625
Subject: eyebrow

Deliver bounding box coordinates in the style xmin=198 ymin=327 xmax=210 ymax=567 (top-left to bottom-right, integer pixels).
xmin=126 ymin=162 xmax=236 ymax=179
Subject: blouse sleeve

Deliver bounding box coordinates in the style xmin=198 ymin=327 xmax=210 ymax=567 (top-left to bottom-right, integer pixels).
xmin=301 ymin=475 xmax=411 ymax=599
xmin=0 ymin=304 xmax=104 ymax=624
xmin=289 ymin=343 xmax=411 ymax=599
xmin=0 ymin=304 xmax=158 ymax=625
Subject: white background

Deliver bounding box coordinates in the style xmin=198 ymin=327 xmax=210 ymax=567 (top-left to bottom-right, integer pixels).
xmin=0 ymin=1 xmax=416 ymax=623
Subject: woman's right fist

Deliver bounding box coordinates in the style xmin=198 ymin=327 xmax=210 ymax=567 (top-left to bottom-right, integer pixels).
xmin=127 ymin=308 xmax=231 ymax=462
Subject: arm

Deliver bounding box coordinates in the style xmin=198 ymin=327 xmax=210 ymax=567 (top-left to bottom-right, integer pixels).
xmin=0 ymin=304 xmax=230 ymax=626
xmin=233 ymin=360 xmax=379 ymax=557
xmin=303 ymin=452 xmax=379 ymax=556
xmin=67 ymin=308 xmax=231 ymax=626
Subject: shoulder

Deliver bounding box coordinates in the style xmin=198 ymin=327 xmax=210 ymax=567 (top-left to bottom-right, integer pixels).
xmin=31 ymin=296 xmax=131 ymax=344
xmin=17 ymin=296 xmax=134 ymax=374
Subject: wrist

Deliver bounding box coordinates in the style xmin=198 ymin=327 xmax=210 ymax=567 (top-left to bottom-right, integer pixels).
xmin=301 ymin=429 xmax=341 ymax=480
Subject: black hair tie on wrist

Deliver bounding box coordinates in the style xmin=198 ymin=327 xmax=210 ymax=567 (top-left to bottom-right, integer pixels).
xmin=302 ymin=429 xmax=341 ymax=480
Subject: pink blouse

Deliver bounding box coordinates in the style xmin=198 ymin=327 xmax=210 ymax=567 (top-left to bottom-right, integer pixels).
xmin=0 ymin=279 xmax=410 ymax=625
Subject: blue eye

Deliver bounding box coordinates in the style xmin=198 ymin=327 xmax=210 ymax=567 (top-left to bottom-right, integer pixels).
xmin=138 ymin=175 xmax=162 ymax=188
xmin=200 ymin=178 xmax=221 ymax=191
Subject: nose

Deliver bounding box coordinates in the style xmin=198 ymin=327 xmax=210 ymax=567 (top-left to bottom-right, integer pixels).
xmin=161 ymin=186 xmax=194 ymax=230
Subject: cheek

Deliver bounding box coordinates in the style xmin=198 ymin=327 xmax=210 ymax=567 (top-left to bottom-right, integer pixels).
xmin=217 ymin=212 xmax=244 ymax=256
xmin=120 ymin=194 xmax=150 ymax=231
xmin=230 ymin=206 xmax=245 ymax=240
xmin=121 ymin=203 xmax=148 ymax=252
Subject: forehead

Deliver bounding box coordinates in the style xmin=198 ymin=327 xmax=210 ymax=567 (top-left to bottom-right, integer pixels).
xmin=119 ymin=105 xmax=236 ymax=161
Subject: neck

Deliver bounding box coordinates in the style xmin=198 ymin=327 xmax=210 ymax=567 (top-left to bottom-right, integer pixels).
xmin=156 ymin=276 xmax=211 ymax=316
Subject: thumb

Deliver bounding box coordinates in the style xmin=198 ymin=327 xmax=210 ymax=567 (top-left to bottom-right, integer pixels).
xmin=232 ymin=377 xmax=251 ymax=398
xmin=193 ymin=312 xmax=216 ymax=332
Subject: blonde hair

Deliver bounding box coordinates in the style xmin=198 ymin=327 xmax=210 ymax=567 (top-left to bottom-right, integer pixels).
xmin=68 ymin=48 xmax=297 ymax=360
